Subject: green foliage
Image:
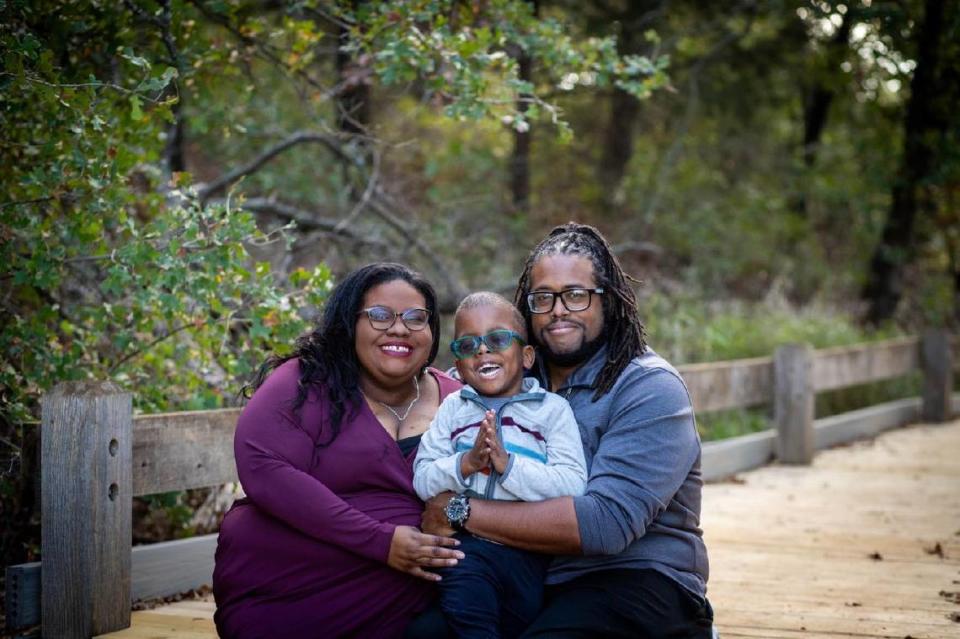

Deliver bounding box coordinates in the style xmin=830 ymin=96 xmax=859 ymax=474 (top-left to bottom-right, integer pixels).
xmin=642 ymin=293 xmax=903 ymax=366
xmin=642 ymin=294 xmax=916 ymax=442
xmin=1 ymin=0 xmax=673 ymax=562
xmin=340 ymin=0 xmax=668 ymax=136
xmin=0 ymin=5 xmax=331 ymax=423
xmin=697 ymin=408 xmax=770 ymax=443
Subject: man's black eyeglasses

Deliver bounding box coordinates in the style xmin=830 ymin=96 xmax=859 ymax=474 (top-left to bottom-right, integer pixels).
xmin=358 ymin=306 xmax=430 ymax=331
xmin=526 ymin=288 xmax=604 ymax=314
xmin=450 ymin=329 xmax=525 ymax=360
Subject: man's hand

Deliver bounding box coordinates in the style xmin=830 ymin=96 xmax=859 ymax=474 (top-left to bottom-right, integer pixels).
xmin=386 ymin=525 xmax=463 ymax=582
xmin=485 ymin=420 xmax=509 ymax=474
xmin=422 ymin=491 xmax=456 ymax=536
xmin=459 ymin=410 xmax=495 ymax=478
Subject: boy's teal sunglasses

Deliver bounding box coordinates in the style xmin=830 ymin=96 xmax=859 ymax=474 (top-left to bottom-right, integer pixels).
xmin=450 ymin=329 xmax=525 ymax=360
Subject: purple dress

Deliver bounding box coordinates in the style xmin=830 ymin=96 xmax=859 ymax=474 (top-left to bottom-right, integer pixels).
xmin=213 ymin=360 xmax=461 ymax=638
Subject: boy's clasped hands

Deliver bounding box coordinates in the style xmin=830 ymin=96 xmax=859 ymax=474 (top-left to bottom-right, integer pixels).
xmin=459 ymin=409 xmax=509 ymax=477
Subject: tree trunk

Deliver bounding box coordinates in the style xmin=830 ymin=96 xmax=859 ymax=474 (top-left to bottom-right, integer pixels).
xmin=801 ymin=14 xmax=852 ymax=169
xmin=862 ymin=0 xmax=948 ymax=324
xmin=510 ymin=50 xmax=533 ymax=212
xmin=335 ymin=36 xmax=371 ymax=139
xmin=164 ymin=103 xmax=186 ymax=174
xmin=508 ymin=0 xmax=538 ymax=213
xmin=597 ymin=88 xmax=641 ymax=200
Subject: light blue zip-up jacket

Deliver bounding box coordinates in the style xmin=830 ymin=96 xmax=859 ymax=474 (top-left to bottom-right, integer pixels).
xmin=413 ymin=377 xmax=587 ymax=502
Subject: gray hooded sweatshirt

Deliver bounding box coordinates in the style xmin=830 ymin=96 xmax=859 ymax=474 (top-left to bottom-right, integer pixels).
xmin=542 ymin=345 xmax=709 ymax=599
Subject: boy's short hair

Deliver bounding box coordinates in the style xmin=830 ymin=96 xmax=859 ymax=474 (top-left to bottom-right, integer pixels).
xmin=455 ymin=291 xmax=527 ymax=341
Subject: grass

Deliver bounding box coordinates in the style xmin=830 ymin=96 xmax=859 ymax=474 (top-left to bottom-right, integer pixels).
xmin=697 ymin=408 xmax=770 ymax=442
xmin=642 ymin=294 xmax=920 ymax=441
xmin=642 ymin=294 xmax=903 ymax=364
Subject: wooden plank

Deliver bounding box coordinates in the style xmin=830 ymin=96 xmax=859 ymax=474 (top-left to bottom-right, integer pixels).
xmin=5 ymin=535 xmax=221 ymax=630
xmin=812 ymin=337 xmax=920 ymax=392
xmin=147 ymin=600 xmax=215 ymax=618
xmin=105 ymin=418 xmax=960 ymax=639
xmin=921 ymin=329 xmax=954 ymax=422
xmin=4 ymin=562 xmax=40 ymax=631
xmin=703 ymin=396 xmax=930 ymax=480
xmin=133 ymin=409 xmax=240 ymax=496
xmin=813 ymin=397 xmax=920 ymax=449
xmin=678 ymin=357 xmax=773 ymax=413
xmin=42 ymin=382 xmax=132 ymax=638
xmin=131 ymin=535 xmax=218 ymax=602
xmin=702 ymin=419 xmax=960 ymax=639
xmin=96 ymin=611 xmax=216 ymax=639
xmin=702 ymin=430 xmax=775 ymax=481
xmin=775 ymin=344 xmax=814 ymax=463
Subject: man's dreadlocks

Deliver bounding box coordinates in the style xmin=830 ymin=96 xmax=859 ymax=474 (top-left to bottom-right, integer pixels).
xmin=514 ymin=222 xmax=647 ymax=400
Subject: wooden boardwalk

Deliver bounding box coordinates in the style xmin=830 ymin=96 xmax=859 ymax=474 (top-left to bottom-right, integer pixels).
xmin=99 ymin=419 xmax=960 ymax=639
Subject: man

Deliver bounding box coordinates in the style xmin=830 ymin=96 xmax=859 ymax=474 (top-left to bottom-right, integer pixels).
xmin=422 ymin=222 xmax=712 ymax=637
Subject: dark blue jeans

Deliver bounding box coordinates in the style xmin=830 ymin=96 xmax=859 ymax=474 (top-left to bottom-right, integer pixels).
xmin=436 ymin=533 xmax=550 ymax=639
xmin=520 ymin=568 xmax=715 ymax=638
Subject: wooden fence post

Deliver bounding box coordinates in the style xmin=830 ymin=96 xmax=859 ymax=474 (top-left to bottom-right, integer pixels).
xmin=921 ymin=328 xmax=953 ymax=422
xmin=41 ymin=382 xmax=132 ymax=638
xmin=774 ymin=343 xmax=815 ymax=464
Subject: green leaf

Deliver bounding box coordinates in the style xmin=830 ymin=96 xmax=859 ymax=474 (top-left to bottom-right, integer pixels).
xmin=129 ymin=95 xmax=143 ymax=121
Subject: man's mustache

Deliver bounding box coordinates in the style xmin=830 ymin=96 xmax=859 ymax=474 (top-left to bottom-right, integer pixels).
xmin=543 ymin=319 xmax=585 ymax=330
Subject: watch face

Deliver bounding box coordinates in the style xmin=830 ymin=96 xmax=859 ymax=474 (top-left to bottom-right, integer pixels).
xmin=446 ymin=495 xmax=469 ymax=527
xmin=446 ymin=500 xmax=466 ymax=521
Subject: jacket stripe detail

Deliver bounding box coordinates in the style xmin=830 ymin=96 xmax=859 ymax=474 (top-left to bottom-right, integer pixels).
xmin=504 ymin=442 xmax=548 ymax=463
xmin=449 ymin=420 xmax=483 ymax=440
xmin=455 ymin=437 xmax=547 ymax=463
xmin=500 ymin=416 xmax=545 ymax=441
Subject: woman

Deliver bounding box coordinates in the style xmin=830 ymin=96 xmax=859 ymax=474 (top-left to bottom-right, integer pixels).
xmin=213 ymin=263 xmax=464 ymax=638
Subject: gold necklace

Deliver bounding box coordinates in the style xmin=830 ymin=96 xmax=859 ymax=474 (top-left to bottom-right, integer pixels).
xmin=373 ymin=375 xmax=420 ymax=423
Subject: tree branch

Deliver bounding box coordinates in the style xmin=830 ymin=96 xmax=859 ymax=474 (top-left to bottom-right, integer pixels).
xmin=237 ymin=196 xmax=387 ymax=248
xmin=186 ymin=0 xmax=347 ymax=101
xmin=367 ymin=188 xmax=469 ymax=310
xmin=611 ymin=241 xmax=663 ymax=259
xmin=197 ymin=131 xmax=353 ymax=203
xmin=109 ymin=323 xmax=193 ymax=373
xmin=334 ymin=147 xmax=381 ymax=232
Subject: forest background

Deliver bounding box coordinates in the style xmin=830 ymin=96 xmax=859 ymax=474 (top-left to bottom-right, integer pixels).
xmin=2 ymin=0 xmax=959 ymax=589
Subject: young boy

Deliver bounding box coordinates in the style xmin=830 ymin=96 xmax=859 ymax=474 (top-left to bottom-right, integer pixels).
xmin=413 ymin=292 xmax=587 ymax=639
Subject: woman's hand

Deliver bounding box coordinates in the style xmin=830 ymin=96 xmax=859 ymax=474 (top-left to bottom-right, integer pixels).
xmin=459 ymin=410 xmax=495 ymax=478
xmin=387 ymin=525 xmax=463 ymax=582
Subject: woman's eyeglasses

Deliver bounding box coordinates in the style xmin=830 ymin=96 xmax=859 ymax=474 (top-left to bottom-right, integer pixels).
xmin=358 ymin=306 xmax=430 ymax=331
xmin=526 ymin=288 xmax=604 ymax=314
xmin=450 ymin=329 xmax=525 ymax=360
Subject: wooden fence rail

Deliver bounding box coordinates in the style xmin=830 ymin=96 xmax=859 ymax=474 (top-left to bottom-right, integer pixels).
xmin=5 ymin=330 xmax=957 ymax=638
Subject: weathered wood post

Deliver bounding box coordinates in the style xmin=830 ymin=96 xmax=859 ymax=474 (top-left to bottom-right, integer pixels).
xmin=41 ymin=382 xmax=132 ymax=638
xmin=921 ymin=328 xmax=954 ymax=422
xmin=774 ymin=343 xmax=815 ymax=464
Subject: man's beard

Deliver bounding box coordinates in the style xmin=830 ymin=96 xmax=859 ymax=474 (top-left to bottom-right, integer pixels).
xmin=539 ymin=326 xmax=606 ymax=368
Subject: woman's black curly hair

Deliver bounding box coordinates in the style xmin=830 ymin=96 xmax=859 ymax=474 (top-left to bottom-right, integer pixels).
xmin=514 ymin=222 xmax=647 ymax=400
xmin=249 ymin=262 xmax=441 ymax=445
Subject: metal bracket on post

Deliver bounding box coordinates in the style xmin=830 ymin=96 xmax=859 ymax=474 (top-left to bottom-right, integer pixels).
xmin=774 ymin=343 xmax=815 ymax=464
xmin=41 ymin=381 xmax=132 ymax=638
xmin=921 ymin=328 xmax=953 ymax=422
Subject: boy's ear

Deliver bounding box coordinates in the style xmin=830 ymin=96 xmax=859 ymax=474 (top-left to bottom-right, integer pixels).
xmin=522 ymin=344 xmax=535 ymax=370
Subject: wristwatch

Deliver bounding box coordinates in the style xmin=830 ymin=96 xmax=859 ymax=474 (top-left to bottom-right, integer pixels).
xmin=445 ymin=494 xmax=471 ymax=532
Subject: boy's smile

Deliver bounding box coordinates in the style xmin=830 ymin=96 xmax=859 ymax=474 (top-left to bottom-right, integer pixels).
xmin=454 ymin=304 xmax=535 ymax=398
